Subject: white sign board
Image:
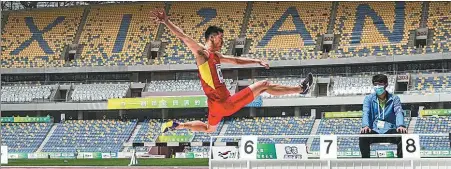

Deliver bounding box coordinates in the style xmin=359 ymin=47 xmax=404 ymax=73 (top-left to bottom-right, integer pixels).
xmin=402 ymin=134 xmax=421 ymax=159
xmin=240 ymin=136 xmax=258 ymax=160
xmin=212 ymin=146 xmax=239 ymax=160
xmin=320 ymin=135 xmax=337 ymax=159
xmin=275 ymin=144 xmax=308 ymax=160
xmin=1 ymin=146 xmax=7 ymax=164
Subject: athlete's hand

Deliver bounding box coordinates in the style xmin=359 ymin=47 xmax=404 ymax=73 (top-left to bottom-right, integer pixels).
xmin=151 ymin=8 xmax=168 ymax=24
xmin=360 ymin=126 xmax=371 ymax=134
xmin=397 ymin=126 xmax=407 ymax=133
xmin=259 ymin=60 xmax=269 ymax=69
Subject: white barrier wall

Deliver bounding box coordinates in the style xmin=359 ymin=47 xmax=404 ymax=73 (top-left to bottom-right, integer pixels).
xmin=210 ymin=134 xmax=451 ymax=169
xmin=210 ymin=159 xmax=451 ymax=169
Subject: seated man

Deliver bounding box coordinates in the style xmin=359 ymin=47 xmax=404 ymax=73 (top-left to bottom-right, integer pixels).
xmin=359 ymin=74 xmax=408 ymax=158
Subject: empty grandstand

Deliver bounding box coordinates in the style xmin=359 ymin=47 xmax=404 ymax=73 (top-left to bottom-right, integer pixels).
xmin=0 ymin=1 xmax=450 ymax=163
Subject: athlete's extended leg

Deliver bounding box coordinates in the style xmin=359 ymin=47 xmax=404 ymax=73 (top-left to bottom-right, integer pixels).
xmin=250 ymin=73 xmax=313 ymax=98
xmin=161 ymin=120 xmax=217 ymax=133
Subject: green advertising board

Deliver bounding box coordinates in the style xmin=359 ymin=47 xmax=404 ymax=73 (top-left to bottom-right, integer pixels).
xmin=108 ymin=96 xmax=208 ymax=109
xmin=1 ymin=116 xmax=51 ymax=123
xmin=324 ymin=111 xmax=363 ymax=118
xmin=257 ymin=144 xmax=277 ymax=159
xmin=420 ymin=109 xmax=451 ymax=116
xmin=325 ymin=110 xmax=410 ymax=118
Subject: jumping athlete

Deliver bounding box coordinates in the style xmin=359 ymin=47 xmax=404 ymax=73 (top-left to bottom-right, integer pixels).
xmin=152 ymin=9 xmax=313 ymax=133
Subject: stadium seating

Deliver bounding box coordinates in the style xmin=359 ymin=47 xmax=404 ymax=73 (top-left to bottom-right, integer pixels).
xmin=412 ymin=73 xmax=451 ymax=94
xmin=146 ymin=79 xmax=234 ymax=92
xmin=223 ymin=117 xmax=314 ymax=143
xmin=255 ymin=77 xmax=310 ymax=98
xmin=133 ymin=119 xmax=161 ymax=143
xmin=159 ymin=2 xmax=246 ymax=64
xmin=333 ymin=2 xmax=422 ymax=58
xmin=71 ymin=83 xmax=129 ymax=101
xmin=426 ymin=2 xmax=450 ymax=54
xmin=1 ymin=7 xmax=83 ymax=68
xmin=1 ymin=123 xmax=52 ymax=153
xmin=76 ymin=2 xmax=164 ymax=67
xmin=311 ymin=118 xmax=411 ymax=152
xmin=246 ymin=2 xmax=331 ymax=60
xmin=42 ymin=120 xmax=136 ymax=153
xmin=331 ymin=75 xmax=396 ymax=96
xmin=415 ymin=116 xmax=451 ymax=151
xmin=1 ymin=84 xmax=56 ymax=102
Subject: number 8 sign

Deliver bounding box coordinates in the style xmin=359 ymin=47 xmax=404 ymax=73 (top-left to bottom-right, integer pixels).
xmin=240 ymin=136 xmax=258 ymax=160
xmin=402 ymin=134 xmax=420 ymax=159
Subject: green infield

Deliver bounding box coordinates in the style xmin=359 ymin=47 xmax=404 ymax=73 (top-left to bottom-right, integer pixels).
xmin=4 ymin=158 xmax=209 ymax=166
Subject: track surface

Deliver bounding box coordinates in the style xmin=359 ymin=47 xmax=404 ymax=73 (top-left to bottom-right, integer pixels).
xmin=3 ymin=167 xmax=208 ymax=169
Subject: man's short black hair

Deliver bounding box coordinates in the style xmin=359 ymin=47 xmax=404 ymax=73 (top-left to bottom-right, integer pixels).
xmin=372 ymin=74 xmax=388 ymax=85
xmin=204 ymin=26 xmax=224 ymax=40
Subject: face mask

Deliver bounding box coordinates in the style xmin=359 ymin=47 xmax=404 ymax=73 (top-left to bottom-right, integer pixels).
xmin=374 ymin=85 xmax=385 ymax=95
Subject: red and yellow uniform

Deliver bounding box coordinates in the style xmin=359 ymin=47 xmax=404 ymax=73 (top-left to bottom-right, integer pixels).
xmin=198 ymin=52 xmax=254 ymax=126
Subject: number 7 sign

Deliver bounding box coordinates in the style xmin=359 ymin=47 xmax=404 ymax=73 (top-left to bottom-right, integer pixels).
xmin=320 ymin=135 xmax=337 ymax=159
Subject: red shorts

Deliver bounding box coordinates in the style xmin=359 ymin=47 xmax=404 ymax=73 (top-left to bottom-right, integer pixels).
xmin=207 ymin=87 xmax=254 ymax=126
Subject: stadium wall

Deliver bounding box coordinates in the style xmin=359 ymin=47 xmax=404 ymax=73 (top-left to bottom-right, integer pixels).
xmin=1 ymin=53 xmax=450 ymax=75
xmin=2 ymin=93 xmax=451 ymax=111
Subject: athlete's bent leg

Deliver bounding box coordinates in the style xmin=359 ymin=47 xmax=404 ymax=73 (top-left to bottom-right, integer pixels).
xmin=249 ymin=80 xmax=302 ymax=98
xmin=176 ymin=121 xmax=217 ymax=133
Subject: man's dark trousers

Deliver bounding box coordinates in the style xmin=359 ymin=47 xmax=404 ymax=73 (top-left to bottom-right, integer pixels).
xmin=359 ymin=129 xmax=403 ymax=158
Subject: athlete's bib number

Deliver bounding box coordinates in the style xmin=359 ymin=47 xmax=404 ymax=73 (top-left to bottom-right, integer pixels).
xmin=320 ymin=135 xmax=337 ymax=159
xmin=215 ymin=64 xmax=225 ymax=83
xmin=402 ymin=134 xmax=420 ymax=159
xmin=240 ymin=136 xmax=257 ymax=159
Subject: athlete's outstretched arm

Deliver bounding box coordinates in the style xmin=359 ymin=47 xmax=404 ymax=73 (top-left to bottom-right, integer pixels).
xmin=151 ymin=9 xmax=208 ymax=64
xmin=218 ymin=52 xmax=270 ymax=69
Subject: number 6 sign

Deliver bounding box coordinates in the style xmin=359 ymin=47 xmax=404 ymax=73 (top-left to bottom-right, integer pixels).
xmin=240 ymin=136 xmax=258 ymax=160
xmin=402 ymin=134 xmax=420 ymax=159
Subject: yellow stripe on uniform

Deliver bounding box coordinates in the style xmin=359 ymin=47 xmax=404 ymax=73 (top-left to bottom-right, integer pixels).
xmin=198 ymin=61 xmax=215 ymax=89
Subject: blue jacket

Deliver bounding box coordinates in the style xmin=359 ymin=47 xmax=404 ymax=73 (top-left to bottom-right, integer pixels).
xmin=362 ymin=92 xmax=405 ymax=134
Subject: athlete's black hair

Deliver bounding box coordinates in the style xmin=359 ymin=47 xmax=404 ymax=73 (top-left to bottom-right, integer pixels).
xmin=204 ymin=26 xmax=224 ymax=41
xmin=372 ymin=74 xmax=388 ymax=85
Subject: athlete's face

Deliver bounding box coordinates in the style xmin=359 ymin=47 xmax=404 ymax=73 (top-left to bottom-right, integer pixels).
xmin=209 ymin=33 xmax=224 ymax=51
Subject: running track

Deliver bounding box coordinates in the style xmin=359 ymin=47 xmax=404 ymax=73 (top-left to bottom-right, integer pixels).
xmin=3 ymin=167 xmax=208 ymax=169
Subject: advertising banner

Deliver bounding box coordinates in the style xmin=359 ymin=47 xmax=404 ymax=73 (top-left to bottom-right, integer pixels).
xmin=108 ymin=96 xmax=208 ymax=109
xmin=175 ymin=152 xmax=186 ymax=158
xmin=257 ymin=144 xmax=277 ymax=159
xmin=1 ymin=146 xmax=7 ymax=164
xmin=102 ymin=153 xmax=111 ymax=159
xmin=157 ymin=135 xmax=193 ymax=142
xmin=194 ymin=152 xmax=204 ymax=158
xmin=325 ymin=110 xmax=409 ymax=118
xmin=185 ymin=152 xmax=195 ymax=159
xmin=83 ymin=153 xmax=93 ymax=159
xmin=324 ymin=111 xmax=363 ymax=118
xmin=1 ymin=116 xmax=51 ymax=123
xmin=108 ymin=95 xmax=264 ymax=109
xmin=420 ymin=109 xmax=451 ymax=116
xmin=275 ymin=144 xmax=308 ymax=160
xmin=212 ymin=146 xmax=239 ymax=160
xmin=376 ymin=150 xmax=395 ymax=158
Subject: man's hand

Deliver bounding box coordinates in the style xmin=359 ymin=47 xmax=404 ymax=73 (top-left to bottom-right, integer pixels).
xmin=151 ymin=8 xmax=168 ymax=24
xmin=396 ymin=126 xmax=407 ymax=133
xmin=259 ymin=60 xmax=269 ymax=69
xmin=360 ymin=126 xmax=372 ymax=134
